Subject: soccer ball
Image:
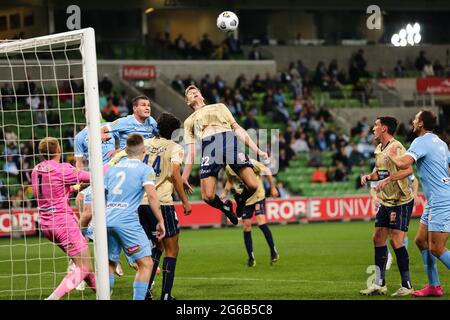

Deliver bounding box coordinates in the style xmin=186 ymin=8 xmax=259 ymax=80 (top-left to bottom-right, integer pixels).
xmin=217 ymin=11 xmax=239 ymax=32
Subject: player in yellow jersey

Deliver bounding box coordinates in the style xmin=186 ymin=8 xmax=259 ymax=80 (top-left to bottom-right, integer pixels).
xmin=220 ymin=159 xmax=279 ymax=267
xmin=360 ymin=116 xmax=416 ymax=297
xmin=131 ymin=113 xmax=191 ymax=300
xmin=182 ymin=85 xmax=269 ymax=225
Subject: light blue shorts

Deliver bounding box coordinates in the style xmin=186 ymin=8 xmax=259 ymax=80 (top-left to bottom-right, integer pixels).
xmin=421 ymin=204 xmax=450 ymax=233
xmin=107 ymin=224 xmax=152 ymax=263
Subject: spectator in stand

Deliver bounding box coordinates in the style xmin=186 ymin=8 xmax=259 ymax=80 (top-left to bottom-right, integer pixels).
xmin=290 ymin=73 xmax=303 ymax=98
xmin=422 ymin=62 xmax=434 ymax=77
xmin=248 ymin=44 xmax=262 ymax=60
xmin=171 ymin=74 xmax=185 ymax=95
xmin=311 ymin=166 xmax=327 ymax=183
xmin=183 ymin=74 xmax=197 ymax=88
xmin=328 ymin=59 xmax=339 ymax=78
xmin=102 ymin=97 xmax=120 ymax=122
xmin=1 ymin=83 xmax=13 ymax=106
xmin=99 ymin=74 xmax=113 ymax=95
xmin=207 ymin=88 xmax=221 ymax=104
xmin=247 ymin=100 xmax=258 ymax=116
xmin=26 ymin=91 xmax=41 ymax=110
xmin=316 ymin=130 xmax=328 ymax=151
xmin=354 ymin=49 xmax=369 ymax=77
xmin=415 ymin=50 xmax=430 ymax=72
xmin=117 ymin=96 xmax=130 ymax=117
xmin=376 ymin=67 xmax=387 ymax=79
xmin=348 ymin=143 xmax=365 ymax=169
xmin=433 ymin=60 xmax=445 ymax=77
xmin=262 ymin=95 xmax=275 ymax=115
xmin=314 ymin=61 xmax=328 ymax=86
xmin=332 ymin=146 xmax=349 ymax=168
xmin=276 ymin=182 xmax=290 ymax=198
xmin=175 ymin=34 xmax=187 ymax=55
xmin=35 ymin=103 xmax=46 ymax=127
xmin=212 ymin=41 xmax=230 ymax=60
xmin=214 ymin=75 xmax=226 ymax=96
xmin=394 ymin=60 xmax=406 ymax=78
xmin=334 ymin=162 xmax=347 ymax=182
xmin=308 ymin=147 xmax=323 ymax=167
xmin=98 ymin=90 xmax=107 ymax=110
xmin=278 ymin=148 xmax=290 ymax=171
xmin=226 ymin=97 xmax=242 ymax=119
xmin=243 ymin=110 xmax=259 ymax=130
xmin=252 ymin=74 xmax=266 ymax=93
xmin=264 ymin=72 xmax=276 ymax=91
xmin=199 ymin=33 xmax=214 ymax=58
xmin=293 ymin=97 xmax=303 ymax=115
xmin=290 ymin=132 xmax=310 ymax=154
xmin=4 ymin=127 xmax=18 ymax=148
xmin=296 ymin=60 xmax=308 ymax=79
xmin=10 ymin=189 xmax=32 ymax=209
xmin=225 ymin=33 xmax=242 ymax=54
xmin=4 ymin=155 xmax=19 ymax=176
xmin=328 ymin=77 xmax=343 ymax=98
xmin=337 ymin=68 xmax=349 ymax=85
xmin=326 ymin=166 xmax=336 ymax=182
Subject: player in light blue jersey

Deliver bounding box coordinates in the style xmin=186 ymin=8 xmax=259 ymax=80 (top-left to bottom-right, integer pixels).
xmin=105 ymin=134 xmax=165 ymax=300
xmin=101 ymin=95 xmax=158 ymax=150
xmin=389 ymin=109 xmax=450 ymax=297
xmin=74 ymin=107 xmax=116 ymax=170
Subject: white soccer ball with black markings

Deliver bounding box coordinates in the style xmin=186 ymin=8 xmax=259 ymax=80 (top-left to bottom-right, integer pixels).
xmin=217 ymin=11 xmax=239 ymax=32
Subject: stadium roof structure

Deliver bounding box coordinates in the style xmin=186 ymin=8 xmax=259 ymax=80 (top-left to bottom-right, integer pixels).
xmin=6 ymin=0 xmax=450 ymax=11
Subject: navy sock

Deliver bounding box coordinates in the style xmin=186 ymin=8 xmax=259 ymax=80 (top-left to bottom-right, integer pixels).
xmin=161 ymin=257 xmax=177 ymax=300
xmin=375 ymin=246 xmax=388 ymax=286
xmin=394 ymin=246 xmax=412 ymax=289
xmin=145 ymin=248 xmax=163 ymax=299
xmin=259 ymin=224 xmax=276 ymax=255
xmin=206 ymin=195 xmax=228 ymax=213
xmin=243 ymin=231 xmax=254 ymax=259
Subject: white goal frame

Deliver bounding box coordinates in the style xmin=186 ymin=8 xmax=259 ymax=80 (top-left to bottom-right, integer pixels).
xmin=0 ymin=28 xmax=110 ymax=300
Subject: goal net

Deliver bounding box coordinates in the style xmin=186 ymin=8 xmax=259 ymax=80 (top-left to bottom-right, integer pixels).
xmin=0 ymin=28 xmax=109 ymax=300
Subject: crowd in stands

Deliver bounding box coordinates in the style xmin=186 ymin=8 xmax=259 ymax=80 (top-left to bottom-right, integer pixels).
xmin=154 ymin=32 xmax=243 ymax=60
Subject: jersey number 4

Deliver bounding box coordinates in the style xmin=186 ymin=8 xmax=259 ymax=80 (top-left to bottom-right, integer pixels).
xmin=152 ymin=156 xmax=161 ymax=177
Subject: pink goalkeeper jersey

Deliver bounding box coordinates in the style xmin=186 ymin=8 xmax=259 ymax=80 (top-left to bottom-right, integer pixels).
xmin=31 ymin=160 xmax=90 ymax=225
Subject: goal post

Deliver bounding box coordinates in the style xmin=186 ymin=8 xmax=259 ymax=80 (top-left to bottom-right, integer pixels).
xmin=0 ymin=28 xmax=110 ymax=300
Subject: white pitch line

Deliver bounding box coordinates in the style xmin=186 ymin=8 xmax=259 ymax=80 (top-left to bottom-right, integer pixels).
xmin=118 ymin=275 xmax=362 ymax=285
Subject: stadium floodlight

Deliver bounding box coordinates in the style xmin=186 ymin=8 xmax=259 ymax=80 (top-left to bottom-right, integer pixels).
xmin=391 ymin=22 xmax=421 ymax=46
xmin=0 ymin=28 xmax=110 ymax=300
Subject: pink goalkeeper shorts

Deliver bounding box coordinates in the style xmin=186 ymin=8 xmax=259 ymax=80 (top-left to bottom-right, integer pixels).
xmin=40 ymin=214 xmax=88 ymax=257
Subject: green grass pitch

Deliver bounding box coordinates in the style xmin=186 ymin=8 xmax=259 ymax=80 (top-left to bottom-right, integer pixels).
xmin=0 ymin=219 xmax=448 ymax=300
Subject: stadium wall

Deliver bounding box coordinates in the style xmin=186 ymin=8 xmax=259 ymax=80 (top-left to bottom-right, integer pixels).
xmin=329 ymin=106 xmax=439 ymax=133
xmin=97 ymin=60 xmax=277 ymax=86
xmin=245 ymin=45 xmax=450 ymax=71
xmin=0 ymin=194 xmax=427 ymax=236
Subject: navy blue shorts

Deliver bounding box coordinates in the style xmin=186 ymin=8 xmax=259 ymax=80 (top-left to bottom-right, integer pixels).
xmin=242 ymin=199 xmax=266 ymax=220
xmin=138 ymin=205 xmax=180 ymax=243
xmin=200 ymin=131 xmax=253 ymax=179
xmin=375 ymin=200 xmax=414 ymax=232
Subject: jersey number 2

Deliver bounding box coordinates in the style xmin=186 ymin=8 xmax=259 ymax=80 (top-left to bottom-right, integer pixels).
xmin=152 ymin=156 xmax=161 ymax=177
xmin=112 ymin=171 xmax=126 ymax=195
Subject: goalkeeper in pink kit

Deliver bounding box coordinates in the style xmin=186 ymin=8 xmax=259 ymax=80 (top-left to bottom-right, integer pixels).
xmin=31 ymin=137 xmax=96 ymax=300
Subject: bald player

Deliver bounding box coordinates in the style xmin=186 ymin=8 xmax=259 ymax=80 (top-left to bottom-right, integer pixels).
xmin=360 ymin=116 xmax=415 ymax=297
xmin=181 ymin=85 xmax=269 ymax=226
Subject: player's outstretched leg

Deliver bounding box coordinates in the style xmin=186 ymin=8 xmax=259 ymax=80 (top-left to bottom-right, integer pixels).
xmin=201 ymin=177 xmax=238 ymax=225
xmin=145 ymin=244 xmax=163 ymax=300
xmin=360 ymin=227 xmax=389 ymax=296
xmin=242 ymin=219 xmax=255 ymax=267
xmin=46 ymin=248 xmax=96 ymax=300
xmin=254 ymin=209 xmax=278 ymax=265
xmin=134 ymin=257 xmax=153 ymax=300
xmin=412 ymin=221 xmax=444 ymax=297
xmin=235 ymin=167 xmax=258 ymax=218
xmin=390 ymin=230 xmax=413 ymax=296
xmin=160 ymin=236 xmax=179 ymax=300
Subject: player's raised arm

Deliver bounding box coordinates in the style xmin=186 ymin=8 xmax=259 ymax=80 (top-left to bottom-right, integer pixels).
xmin=388 ymin=146 xmax=415 ymax=170
xmin=172 ymin=162 xmax=192 ymax=216
xmin=231 ymin=121 xmax=268 ymax=162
